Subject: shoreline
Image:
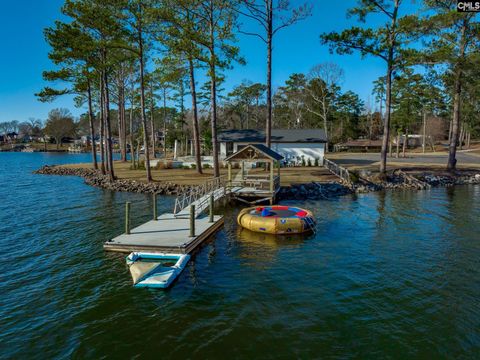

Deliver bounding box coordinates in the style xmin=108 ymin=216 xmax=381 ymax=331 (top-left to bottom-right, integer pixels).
xmin=34 ymin=164 xmax=480 ymax=200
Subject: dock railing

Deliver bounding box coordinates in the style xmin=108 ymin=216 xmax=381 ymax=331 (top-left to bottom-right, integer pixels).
xmin=174 ymin=175 xmax=227 ymax=217
xmin=230 ymin=174 xmax=280 ymax=192
xmin=324 ymin=158 xmax=352 ymax=184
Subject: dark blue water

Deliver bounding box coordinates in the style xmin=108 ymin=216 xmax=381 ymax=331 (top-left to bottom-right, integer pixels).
xmin=0 ymin=152 xmax=479 ymax=359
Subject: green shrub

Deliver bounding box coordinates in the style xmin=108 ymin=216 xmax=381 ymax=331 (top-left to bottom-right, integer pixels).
xmin=133 ymin=160 xmax=146 ymax=170
xmin=190 ymin=164 xmax=196 ymax=169
xmin=307 ymin=158 xmax=312 ymax=167
xmin=314 ymin=158 xmax=319 ymax=167
xmin=349 ymin=170 xmax=360 ymax=183
xmin=301 ymin=158 xmax=306 ymax=167
xmin=203 ymin=163 xmax=211 ymax=169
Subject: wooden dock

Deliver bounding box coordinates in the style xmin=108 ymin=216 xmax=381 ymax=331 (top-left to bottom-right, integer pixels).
xmin=104 ymin=144 xmax=287 ymax=255
xmin=104 ymin=213 xmax=224 ymax=254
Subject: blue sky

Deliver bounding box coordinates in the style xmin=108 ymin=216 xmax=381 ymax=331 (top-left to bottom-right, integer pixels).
xmin=0 ymin=0 xmax=412 ymax=123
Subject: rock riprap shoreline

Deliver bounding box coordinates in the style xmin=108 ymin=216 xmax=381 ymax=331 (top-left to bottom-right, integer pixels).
xmin=34 ymin=165 xmax=187 ymax=195
xmin=35 ymin=165 xmax=480 ymax=199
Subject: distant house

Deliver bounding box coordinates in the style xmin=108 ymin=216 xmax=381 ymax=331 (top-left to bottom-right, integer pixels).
xmin=0 ymin=132 xmax=18 ymax=144
xmin=334 ymin=139 xmax=383 ymax=152
xmin=392 ymin=134 xmax=425 ymax=148
xmin=218 ymin=129 xmax=327 ymax=164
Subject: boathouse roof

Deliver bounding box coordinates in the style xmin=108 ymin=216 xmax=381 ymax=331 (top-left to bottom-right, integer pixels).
xmin=218 ymin=129 xmax=327 ymax=143
xmin=224 ymin=144 xmax=284 ymax=162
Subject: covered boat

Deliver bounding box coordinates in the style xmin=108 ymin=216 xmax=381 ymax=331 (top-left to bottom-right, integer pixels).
xmin=237 ymin=206 xmax=316 ymax=235
xmin=126 ymin=252 xmax=190 ymax=289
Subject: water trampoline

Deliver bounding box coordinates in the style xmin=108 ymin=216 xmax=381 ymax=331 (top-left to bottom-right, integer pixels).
xmin=237 ymin=206 xmax=316 ymax=235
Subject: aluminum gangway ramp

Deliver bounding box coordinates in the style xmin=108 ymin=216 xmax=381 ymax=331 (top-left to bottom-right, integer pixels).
xmin=173 ymin=176 xmax=228 ymax=218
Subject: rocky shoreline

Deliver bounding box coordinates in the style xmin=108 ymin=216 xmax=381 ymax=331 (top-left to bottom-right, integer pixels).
xmin=34 ymin=165 xmax=187 ymax=195
xmin=279 ymin=171 xmax=480 ymax=200
xmin=34 ymin=165 xmax=480 ymax=200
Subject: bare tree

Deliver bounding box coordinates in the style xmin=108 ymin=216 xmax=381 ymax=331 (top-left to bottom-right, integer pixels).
xmin=305 ymin=62 xmax=344 ymax=147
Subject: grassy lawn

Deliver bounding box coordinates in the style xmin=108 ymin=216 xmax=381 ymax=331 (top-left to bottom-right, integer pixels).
xmin=60 ymin=161 xmax=339 ymax=186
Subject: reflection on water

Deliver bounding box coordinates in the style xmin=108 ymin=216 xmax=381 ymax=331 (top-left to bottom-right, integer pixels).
xmin=1 ymin=153 xmax=480 ymax=358
xmin=236 ymin=227 xmax=312 ymax=263
xmin=237 ymin=227 xmax=310 ymax=247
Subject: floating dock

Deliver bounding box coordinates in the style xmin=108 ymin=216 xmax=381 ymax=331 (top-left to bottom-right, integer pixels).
xmin=105 ymin=144 xmax=287 ymax=255
xmin=104 ymin=213 xmax=224 ymax=254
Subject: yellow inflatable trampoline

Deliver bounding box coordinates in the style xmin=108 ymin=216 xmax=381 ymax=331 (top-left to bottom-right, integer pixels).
xmin=237 ymin=206 xmax=316 ymax=235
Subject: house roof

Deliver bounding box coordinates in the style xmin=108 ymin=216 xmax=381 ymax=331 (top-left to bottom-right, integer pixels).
xmin=339 ymin=139 xmax=383 ymax=147
xmin=224 ymin=144 xmax=284 ymax=162
xmin=218 ymin=129 xmax=327 ymax=143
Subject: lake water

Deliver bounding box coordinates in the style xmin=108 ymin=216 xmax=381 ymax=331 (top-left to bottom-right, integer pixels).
xmin=0 ymin=152 xmax=479 ymax=358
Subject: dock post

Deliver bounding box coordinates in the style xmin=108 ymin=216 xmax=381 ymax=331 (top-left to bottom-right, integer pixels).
xmin=209 ymin=194 xmax=214 ymax=223
xmin=190 ymin=205 xmax=196 ymax=237
xmin=270 ymin=161 xmax=274 ymax=192
xmin=153 ymin=193 xmax=157 ymax=220
xmin=125 ymin=202 xmax=131 ymax=235
xmin=227 ymin=163 xmax=232 ymax=188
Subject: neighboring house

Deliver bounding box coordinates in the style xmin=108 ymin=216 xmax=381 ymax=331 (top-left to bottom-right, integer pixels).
xmin=334 ymin=139 xmax=383 ymax=152
xmin=80 ymin=135 xmax=100 ymax=145
xmin=218 ymin=129 xmax=327 ymax=164
xmin=392 ymin=134 xmax=425 ymax=147
xmin=0 ymin=132 xmax=18 ymax=144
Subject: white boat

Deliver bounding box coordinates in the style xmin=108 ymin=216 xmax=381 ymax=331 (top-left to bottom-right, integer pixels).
xmin=126 ymin=252 xmax=190 ymax=289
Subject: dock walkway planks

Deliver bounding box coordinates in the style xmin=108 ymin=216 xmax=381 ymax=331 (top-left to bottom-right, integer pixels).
xmin=104 ymin=213 xmax=224 ymax=254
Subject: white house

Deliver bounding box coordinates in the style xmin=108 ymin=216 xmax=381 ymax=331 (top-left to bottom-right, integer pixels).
xmin=218 ymin=129 xmax=327 ymax=165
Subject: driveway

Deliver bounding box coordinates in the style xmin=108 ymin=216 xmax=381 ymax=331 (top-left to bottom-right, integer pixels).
xmin=328 ymin=150 xmax=480 ymax=168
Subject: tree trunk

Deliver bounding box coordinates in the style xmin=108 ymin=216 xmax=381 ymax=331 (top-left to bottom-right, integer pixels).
xmin=163 ymin=87 xmax=167 ymax=158
xmin=389 ymin=134 xmax=393 ymax=157
xmin=87 ymin=78 xmax=98 ymax=170
xmin=396 ymin=132 xmax=400 ymax=158
xmin=265 ymin=1 xmax=273 ymax=149
xmin=380 ymin=64 xmax=393 ymax=173
xmin=322 ymin=105 xmax=329 ymax=153
xmin=422 ymin=111 xmax=426 ymax=154
xmin=208 ymin=2 xmax=220 ymax=178
xmin=99 ymin=76 xmax=106 ymax=175
xmin=138 ymin=18 xmax=152 ymax=182
xmin=129 ymin=105 xmax=135 ymax=168
xmin=447 ymin=89 xmax=461 ymax=172
xmin=402 ymin=128 xmax=408 ymax=158
xmin=103 ymin=66 xmax=115 ymax=182
xmin=150 ymin=87 xmax=156 ymax=159
xmin=460 ymin=124 xmax=464 ymax=150
xmin=447 ymin=68 xmax=463 ymax=171
xmin=189 ymin=58 xmax=203 ymax=174
xmin=119 ymin=81 xmax=127 ymax=162
xmin=448 ymin=119 xmax=452 ymax=142
xmin=379 ymin=0 xmax=399 ymax=175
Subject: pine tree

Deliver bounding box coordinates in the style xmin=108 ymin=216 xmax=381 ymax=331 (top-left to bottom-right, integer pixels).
xmin=321 ymin=0 xmax=417 ymax=176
